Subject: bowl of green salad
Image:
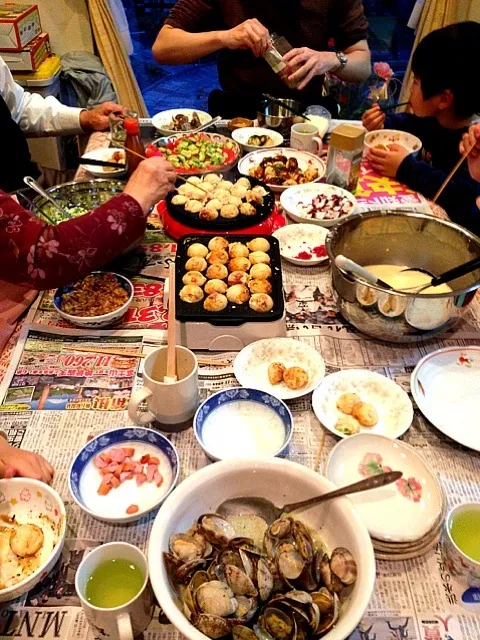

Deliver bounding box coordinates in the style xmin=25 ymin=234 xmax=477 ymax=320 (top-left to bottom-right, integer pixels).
xmin=31 ymin=179 xmax=125 ymax=225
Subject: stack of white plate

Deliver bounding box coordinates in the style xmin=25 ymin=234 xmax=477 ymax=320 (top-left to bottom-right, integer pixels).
xmin=326 ymin=433 xmax=446 ymax=560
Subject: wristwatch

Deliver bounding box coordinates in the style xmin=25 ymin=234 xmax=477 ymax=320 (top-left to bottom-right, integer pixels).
xmin=335 ymin=51 xmax=348 ymax=72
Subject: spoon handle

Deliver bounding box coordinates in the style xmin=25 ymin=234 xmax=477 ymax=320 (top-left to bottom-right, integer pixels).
xmin=24 ymin=176 xmax=72 ymax=220
xmin=430 ymin=256 xmax=480 ymax=287
xmin=282 ymin=470 xmax=402 ymax=514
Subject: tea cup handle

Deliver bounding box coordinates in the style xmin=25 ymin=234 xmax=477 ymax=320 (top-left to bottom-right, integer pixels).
xmin=314 ymin=136 xmax=323 ymax=155
xmin=117 ymin=612 xmax=134 ymax=640
xmin=128 ymin=387 xmax=155 ymax=425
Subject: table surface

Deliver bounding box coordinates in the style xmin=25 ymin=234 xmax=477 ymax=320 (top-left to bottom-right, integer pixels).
xmin=0 ymin=131 xmax=479 ymax=640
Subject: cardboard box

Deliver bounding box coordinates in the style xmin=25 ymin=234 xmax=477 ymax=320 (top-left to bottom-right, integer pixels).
xmin=2 ymin=30 xmax=49 ymax=70
xmin=0 ymin=4 xmax=41 ymax=51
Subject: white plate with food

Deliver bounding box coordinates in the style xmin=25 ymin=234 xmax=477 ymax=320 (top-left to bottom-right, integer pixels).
xmin=326 ymin=433 xmax=444 ymax=542
xmin=69 ymin=427 xmax=180 ymax=523
xmin=231 ymin=127 xmax=284 ymax=153
xmin=411 ymin=346 xmax=480 ymax=452
xmin=0 ymin=478 xmax=66 ymax=602
xmin=80 ymin=148 xmax=126 ymax=177
xmin=281 ymin=183 xmax=358 ymax=227
xmin=273 ymin=223 xmax=329 ymax=266
xmin=151 ymin=108 xmax=211 ymax=136
xmin=234 ymin=337 xmax=326 ymax=400
xmin=312 ymin=369 xmax=413 ymax=439
xmin=238 ymin=148 xmax=326 ymax=193
xmin=364 ymin=129 xmax=422 ymax=156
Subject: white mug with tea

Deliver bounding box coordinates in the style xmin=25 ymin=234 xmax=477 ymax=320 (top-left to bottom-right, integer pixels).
xmin=75 ymin=542 xmax=153 ymax=640
xmin=128 ymin=345 xmax=198 ymax=428
xmin=290 ymin=122 xmax=323 ymax=155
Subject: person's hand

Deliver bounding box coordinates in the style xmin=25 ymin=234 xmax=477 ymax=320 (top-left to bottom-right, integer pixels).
xmin=362 ymin=104 xmax=385 ymax=132
xmin=79 ymin=102 xmax=126 ymax=132
xmin=282 ymin=48 xmax=338 ymax=90
xmin=222 ymin=19 xmax=269 ymax=57
xmin=123 ymin=156 xmax=177 ymax=213
xmin=0 ymin=438 xmax=53 ymax=484
xmin=367 ymin=143 xmax=410 ymax=178
xmin=460 ymin=123 xmax=480 ymax=182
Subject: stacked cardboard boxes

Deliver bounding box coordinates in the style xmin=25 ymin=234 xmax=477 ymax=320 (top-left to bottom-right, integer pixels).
xmin=0 ymin=4 xmax=50 ymax=71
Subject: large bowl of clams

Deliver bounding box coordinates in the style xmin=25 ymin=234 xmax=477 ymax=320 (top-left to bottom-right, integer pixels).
xmin=148 ymin=457 xmax=375 ymax=640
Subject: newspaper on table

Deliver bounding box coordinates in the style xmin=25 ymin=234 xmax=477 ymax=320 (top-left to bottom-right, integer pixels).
xmin=1 ymin=266 xmax=480 ymax=639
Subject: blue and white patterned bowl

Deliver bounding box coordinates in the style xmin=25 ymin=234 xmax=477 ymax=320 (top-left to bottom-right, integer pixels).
xmin=194 ymin=387 xmax=293 ymax=461
xmin=53 ymin=271 xmax=133 ymax=328
xmin=69 ymin=427 xmax=180 ymax=523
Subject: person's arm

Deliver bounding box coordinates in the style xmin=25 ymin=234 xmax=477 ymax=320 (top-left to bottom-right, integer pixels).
xmin=284 ymin=40 xmax=370 ymax=90
xmin=152 ymin=24 xmax=225 ymax=63
xmin=0 ymin=157 xmax=177 ymax=290
xmin=0 ymin=57 xmax=125 ymax=136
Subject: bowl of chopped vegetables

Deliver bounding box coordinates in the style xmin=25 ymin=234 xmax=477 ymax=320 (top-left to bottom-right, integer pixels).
xmin=146 ymin=132 xmax=242 ymax=175
xmin=53 ymin=272 xmax=134 ymax=328
xmin=31 ymin=179 xmax=125 ymax=225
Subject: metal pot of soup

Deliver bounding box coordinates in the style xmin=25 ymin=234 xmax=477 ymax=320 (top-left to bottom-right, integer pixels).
xmin=326 ymin=210 xmax=480 ymax=342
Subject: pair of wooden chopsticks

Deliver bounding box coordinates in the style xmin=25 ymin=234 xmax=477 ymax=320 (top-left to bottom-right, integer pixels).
xmin=79 ymin=157 xmax=126 ymax=169
xmin=62 ymin=345 xmax=229 ymax=367
xmin=378 ymin=101 xmax=409 ymax=112
xmin=123 ymin=146 xmax=210 ymax=195
xmin=432 ymin=140 xmax=477 ymax=203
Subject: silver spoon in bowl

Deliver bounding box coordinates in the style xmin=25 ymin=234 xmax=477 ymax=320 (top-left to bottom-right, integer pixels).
xmin=24 ymin=176 xmax=72 ymax=220
xmin=217 ymin=470 xmax=402 ymax=525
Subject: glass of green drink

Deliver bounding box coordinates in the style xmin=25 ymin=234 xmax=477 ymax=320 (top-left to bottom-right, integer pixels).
xmin=444 ymin=502 xmax=480 ymax=588
xmin=75 ymin=542 xmax=153 ymax=640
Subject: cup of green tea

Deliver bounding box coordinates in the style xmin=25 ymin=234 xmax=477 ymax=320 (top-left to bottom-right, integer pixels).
xmin=444 ymin=503 xmax=480 ymax=587
xmin=75 ymin=542 xmax=153 ymax=640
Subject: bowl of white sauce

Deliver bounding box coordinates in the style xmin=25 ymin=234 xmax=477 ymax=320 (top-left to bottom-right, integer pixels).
xmin=194 ymin=388 xmax=293 ymax=461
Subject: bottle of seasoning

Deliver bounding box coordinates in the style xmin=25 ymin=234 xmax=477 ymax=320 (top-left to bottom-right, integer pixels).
xmin=124 ymin=114 xmax=145 ymax=177
xmin=326 ymin=124 xmax=365 ymax=192
xmin=263 ymin=33 xmax=299 ymax=90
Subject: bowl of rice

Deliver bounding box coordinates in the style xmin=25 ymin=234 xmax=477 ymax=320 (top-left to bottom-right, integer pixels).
xmin=53 ymin=272 xmax=133 ymax=328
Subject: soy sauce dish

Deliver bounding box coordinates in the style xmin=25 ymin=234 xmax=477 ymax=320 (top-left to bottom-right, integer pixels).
xmin=194 ymin=388 xmax=293 ymax=461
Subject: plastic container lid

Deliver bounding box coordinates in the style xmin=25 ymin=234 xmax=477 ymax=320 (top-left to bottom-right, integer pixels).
xmin=13 ymin=55 xmax=61 ymax=86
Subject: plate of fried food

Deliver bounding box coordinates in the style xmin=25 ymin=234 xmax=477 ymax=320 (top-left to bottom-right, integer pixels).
xmin=312 ymin=370 xmax=413 ymax=439
xmin=238 ymin=148 xmax=326 ymax=193
xmin=151 ymin=108 xmax=211 ymax=136
xmin=234 ymin=337 xmax=326 ymax=400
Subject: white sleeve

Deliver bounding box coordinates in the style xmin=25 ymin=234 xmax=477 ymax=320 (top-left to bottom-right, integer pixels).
xmin=0 ymin=56 xmax=84 ymax=137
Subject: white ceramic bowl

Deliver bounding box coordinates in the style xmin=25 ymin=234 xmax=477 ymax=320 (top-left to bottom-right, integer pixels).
xmin=281 ymin=183 xmax=358 ymax=227
xmin=53 ymin=272 xmax=133 ymax=328
xmin=80 ymin=148 xmax=126 ymax=178
xmin=151 ymin=108 xmax=211 ymax=136
xmin=148 ymin=457 xmax=375 ymax=640
xmin=273 ymin=223 xmax=329 ymax=266
xmin=0 ymin=478 xmax=66 ymax=602
xmin=364 ymin=129 xmax=422 ymax=156
xmin=238 ymin=148 xmax=326 ymax=193
xmin=231 ymin=126 xmax=284 ymax=153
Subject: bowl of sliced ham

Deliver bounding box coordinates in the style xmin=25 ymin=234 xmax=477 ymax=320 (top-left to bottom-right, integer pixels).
xmin=69 ymin=427 xmax=180 ymax=523
xmin=281 ymin=183 xmax=358 ymax=228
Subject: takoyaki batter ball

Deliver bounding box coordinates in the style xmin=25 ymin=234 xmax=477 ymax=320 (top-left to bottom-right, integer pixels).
xmin=249 ymin=251 xmax=270 ymax=265
xmin=249 ymin=293 xmax=274 ymax=312
xmin=220 ymin=204 xmax=239 ymax=219
xmin=335 ymin=415 xmax=360 ymax=435
xmin=10 ymin=524 xmax=44 ymax=557
xmin=206 ymin=263 xmax=228 ymax=280
xmin=268 ymin=362 xmax=286 ymax=385
xmin=171 ymin=194 xmax=188 ymax=206
xmin=205 ymin=279 xmax=228 ymax=295
xmin=179 ymin=285 xmax=204 ymax=303
xmin=236 ymin=177 xmax=251 ymax=189
xmin=226 ymin=284 xmax=250 ymax=304
xmin=336 ymin=393 xmax=361 ymax=415
xmin=228 ymin=270 xmax=250 ymax=286
xmin=187 ymin=243 xmax=208 ymax=258
xmin=250 ymin=263 xmax=272 ymax=280
xmin=208 ymin=236 xmax=229 ymax=251
xmin=182 ymin=271 xmax=207 ymax=286
xmin=200 ymin=208 xmax=219 ymax=221
xmin=248 ymin=279 xmax=272 ymax=294
xmin=283 ymin=367 xmax=309 ymax=390
xmin=185 ymin=257 xmax=207 ymax=272
xmin=207 ymin=249 xmax=229 ymax=265
xmin=228 ymin=257 xmax=251 ymax=273
xmin=203 ymin=173 xmax=222 ymax=184
xmin=352 ymin=402 xmax=378 ymax=427
xmin=203 ymin=293 xmax=228 ymax=312
xmin=247 ymin=238 xmax=270 ymax=252
xmin=228 ymin=242 xmax=249 ymax=258
xmin=185 ymin=199 xmax=203 ymax=213
xmin=239 ymin=203 xmax=256 ymax=216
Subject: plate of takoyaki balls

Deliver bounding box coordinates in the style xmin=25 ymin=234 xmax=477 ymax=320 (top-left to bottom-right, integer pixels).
xmin=166 ymin=173 xmax=275 ymax=229
xmin=175 ymin=235 xmax=284 ymax=323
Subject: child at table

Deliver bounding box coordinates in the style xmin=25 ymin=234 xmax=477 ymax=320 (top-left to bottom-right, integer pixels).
xmin=362 ymin=22 xmax=480 ymax=234
xmin=0 ymin=430 xmax=53 ymax=483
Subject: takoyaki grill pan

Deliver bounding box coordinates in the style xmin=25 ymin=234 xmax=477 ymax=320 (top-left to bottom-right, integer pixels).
xmin=166 ymin=172 xmax=275 ymax=230
xmin=175 ymin=234 xmax=284 ymax=325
